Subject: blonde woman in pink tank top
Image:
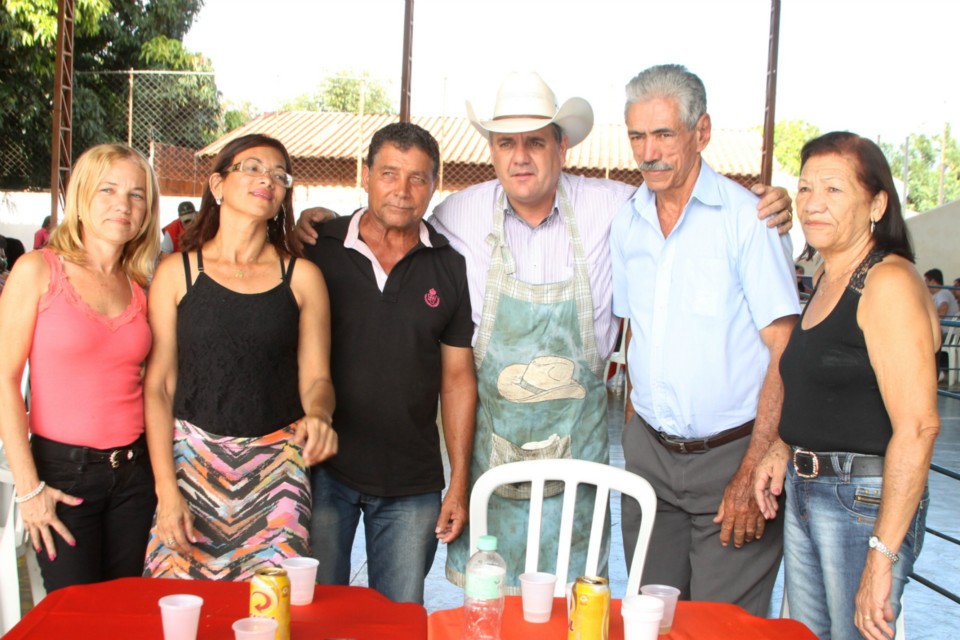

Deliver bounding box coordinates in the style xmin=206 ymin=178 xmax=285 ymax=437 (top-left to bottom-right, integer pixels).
xmin=0 ymin=144 xmax=161 ymax=592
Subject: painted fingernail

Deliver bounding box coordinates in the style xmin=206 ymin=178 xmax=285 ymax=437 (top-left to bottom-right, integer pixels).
xmin=49 ymin=553 xmax=56 ymax=561
xmin=69 ymin=540 xmax=77 ymax=547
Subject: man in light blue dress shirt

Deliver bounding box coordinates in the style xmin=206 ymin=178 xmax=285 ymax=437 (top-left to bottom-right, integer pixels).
xmin=612 ymin=64 xmax=800 ymax=616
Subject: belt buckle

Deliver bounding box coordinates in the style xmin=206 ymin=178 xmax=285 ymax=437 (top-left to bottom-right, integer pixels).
xmin=108 ymin=449 xmax=133 ymax=468
xmin=792 ymin=448 xmax=819 ymax=479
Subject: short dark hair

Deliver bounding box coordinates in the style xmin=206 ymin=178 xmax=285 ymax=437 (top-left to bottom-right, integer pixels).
xmin=799 ymin=131 xmax=913 ymax=262
xmin=924 ymin=269 xmax=944 ymax=285
xmin=367 ymin=122 xmax=440 ymax=179
xmin=182 ymin=134 xmax=297 ymax=256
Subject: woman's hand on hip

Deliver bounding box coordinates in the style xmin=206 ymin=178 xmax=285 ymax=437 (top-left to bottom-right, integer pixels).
xmin=22 ymin=485 xmax=82 ymax=560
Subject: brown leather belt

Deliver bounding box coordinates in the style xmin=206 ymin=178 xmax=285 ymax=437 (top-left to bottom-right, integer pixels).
xmin=642 ymin=418 xmax=754 ymax=454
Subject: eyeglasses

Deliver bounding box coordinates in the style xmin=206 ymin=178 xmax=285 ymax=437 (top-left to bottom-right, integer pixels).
xmin=225 ymin=158 xmax=294 ymax=188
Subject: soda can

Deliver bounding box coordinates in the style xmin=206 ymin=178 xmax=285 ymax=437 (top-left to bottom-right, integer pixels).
xmin=250 ymin=567 xmax=291 ymax=640
xmin=568 ymin=575 xmax=610 ymax=640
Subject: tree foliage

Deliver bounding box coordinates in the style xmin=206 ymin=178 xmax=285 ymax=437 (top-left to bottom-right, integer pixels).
xmin=881 ymin=127 xmax=960 ymax=212
xmin=1 ymin=0 xmax=215 ymax=189
xmin=281 ymin=70 xmax=395 ymax=115
xmin=771 ymin=120 xmax=820 ymax=177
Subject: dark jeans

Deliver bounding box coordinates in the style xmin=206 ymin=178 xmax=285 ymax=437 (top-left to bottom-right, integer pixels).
xmin=31 ymin=435 xmax=157 ymax=592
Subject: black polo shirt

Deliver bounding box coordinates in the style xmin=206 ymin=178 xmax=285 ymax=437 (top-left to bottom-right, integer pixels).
xmin=304 ymin=212 xmax=473 ymax=496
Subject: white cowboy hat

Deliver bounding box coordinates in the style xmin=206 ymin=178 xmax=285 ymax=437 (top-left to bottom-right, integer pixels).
xmin=466 ymin=72 xmax=594 ymax=147
xmin=497 ymin=355 xmax=587 ymax=404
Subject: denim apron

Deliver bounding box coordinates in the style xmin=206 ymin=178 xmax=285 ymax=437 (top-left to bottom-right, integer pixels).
xmin=446 ymin=185 xmax=609 ymax=593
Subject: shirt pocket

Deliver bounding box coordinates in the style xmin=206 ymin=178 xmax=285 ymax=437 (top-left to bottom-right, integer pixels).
xmin=687 ymin=258 xmax=727 ymax=318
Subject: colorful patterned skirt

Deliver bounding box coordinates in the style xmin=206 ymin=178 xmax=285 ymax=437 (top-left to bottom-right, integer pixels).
xmin=143 ymin=420 xmax=311 ymax=580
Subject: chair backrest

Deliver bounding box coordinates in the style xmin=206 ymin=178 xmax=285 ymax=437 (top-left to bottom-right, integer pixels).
xmin=469 ymin=458 xmax=657 ymax=597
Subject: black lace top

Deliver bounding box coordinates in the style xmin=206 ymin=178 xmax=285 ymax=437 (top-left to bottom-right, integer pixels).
xmin=172 ymin=251 xmax=304 ymax=437
xmin=778 ymin=249 xmax=892 ymax=455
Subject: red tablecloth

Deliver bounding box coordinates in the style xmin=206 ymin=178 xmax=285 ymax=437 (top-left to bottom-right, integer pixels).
xmin=428 ymin=596 xmax=816 ymax=639
xmin=5 ymin=577 xmax=427 ymax=639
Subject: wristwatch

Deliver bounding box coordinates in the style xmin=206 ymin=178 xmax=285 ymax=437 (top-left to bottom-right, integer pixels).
xmin=868 ymin=535 xmax=900 ymax=564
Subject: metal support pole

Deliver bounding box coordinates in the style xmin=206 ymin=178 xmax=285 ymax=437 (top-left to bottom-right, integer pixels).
xmin=50 ymin=0 xmax=75 ymax=223
xmin=399 ymin=0 xmax=414 ymax=122
xmin=760 ymin=0 xmax=781 ymax=186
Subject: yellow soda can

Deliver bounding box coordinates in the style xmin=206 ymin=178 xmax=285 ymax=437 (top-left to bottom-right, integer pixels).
xmin=568 ymin=575 xmax=610 ymax=640
xmin=250 ymin=567 xmax=291 ymax=640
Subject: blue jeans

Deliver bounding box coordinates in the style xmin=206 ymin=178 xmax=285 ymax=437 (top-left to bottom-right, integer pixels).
xmin=309 ymin=466 xmax=440 ymax=604
xmin=784 ymin=455 xmax=927 ymax=640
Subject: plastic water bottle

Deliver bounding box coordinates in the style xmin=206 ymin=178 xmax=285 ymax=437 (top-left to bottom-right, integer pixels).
xmin=463 ymin=534 xmax=506 ymax=640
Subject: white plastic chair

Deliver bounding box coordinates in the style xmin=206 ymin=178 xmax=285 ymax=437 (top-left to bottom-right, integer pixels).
xmin=0 ymin=362 xmax=45 ymax=634
xmin=606 ymin=319 xmax=628 ymax=395
xmin=942 ymin=323 xmax=959 ymax=387
xmin=468 ymin=458 xmax=657 ymax=597
xmin=0 ymin=446 xmax=46 ymax=634
xmin=780 ymin=586 xmax=905 ymax=638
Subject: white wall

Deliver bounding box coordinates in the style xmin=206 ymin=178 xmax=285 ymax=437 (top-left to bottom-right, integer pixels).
xmin=906 ymin=199 xmax=960 ymax=281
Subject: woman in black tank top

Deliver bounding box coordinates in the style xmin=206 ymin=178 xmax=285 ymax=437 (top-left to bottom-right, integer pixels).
xmin=142 ymin=134 xmax=337 ymax=580
xmin=753 ymin=133 xmax=940 ymax=640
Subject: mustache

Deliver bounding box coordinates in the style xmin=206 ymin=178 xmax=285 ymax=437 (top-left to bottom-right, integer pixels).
xmin=639 ymin=161 xmax=673 ymax=171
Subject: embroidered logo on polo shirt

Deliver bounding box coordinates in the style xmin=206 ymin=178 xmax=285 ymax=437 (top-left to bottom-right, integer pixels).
xmin=424 ymin=288 xmax=440 ymax=308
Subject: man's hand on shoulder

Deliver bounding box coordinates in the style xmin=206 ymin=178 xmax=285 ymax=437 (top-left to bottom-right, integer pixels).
xmin=751 ymin=184 xmax=793 ymax=235
xmin=292 ymin=207 xmax=339 ymax=252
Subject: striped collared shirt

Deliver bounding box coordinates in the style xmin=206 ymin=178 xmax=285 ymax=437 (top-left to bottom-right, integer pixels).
xmin=430 ymin=173 xmax=636 ymax=359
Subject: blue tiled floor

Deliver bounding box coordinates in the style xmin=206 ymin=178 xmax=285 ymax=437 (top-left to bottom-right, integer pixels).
xmin=344 ymin=391 xmax=960 ymax=634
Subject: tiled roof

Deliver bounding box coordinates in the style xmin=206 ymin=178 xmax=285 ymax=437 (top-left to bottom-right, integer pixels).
xmin=200 ymin=111 xmax=764 ymax=177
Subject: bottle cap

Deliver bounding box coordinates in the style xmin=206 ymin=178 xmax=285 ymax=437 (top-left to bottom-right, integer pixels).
xmin=477 ymin=535 xmax=498 ymax=552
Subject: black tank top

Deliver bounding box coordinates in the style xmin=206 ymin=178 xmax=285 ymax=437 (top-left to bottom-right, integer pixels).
xmin=778 ymin=249 xmax=892 ymax=455
xmin=173 ymin=251 xmax=304 ymax=437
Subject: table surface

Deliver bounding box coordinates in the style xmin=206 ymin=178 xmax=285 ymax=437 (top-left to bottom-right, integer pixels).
xmin=428 ymin=596 xmax=817 ymax=640
xmin=5 ymin=577 xmax=427 ymax=639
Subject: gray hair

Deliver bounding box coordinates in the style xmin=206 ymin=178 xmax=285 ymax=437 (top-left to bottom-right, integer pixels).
xmin=624 ymin=64 xmax=707 ymax=130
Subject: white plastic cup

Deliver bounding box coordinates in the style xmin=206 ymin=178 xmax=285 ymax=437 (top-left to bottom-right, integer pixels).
xmin=518 ymin=572 xmax=557 ymax=623
xmin=640 ymin=584 xmax=681 ymax=634
xmin=281 ymin=556 xmax=320 ymax=605
xmin=621 ymin=594 xmax=664 ymax=640
xmin=158 ymin=594 xmax=203 ymax=640
xmin=232 ymin=616 xmax=278 ymax=640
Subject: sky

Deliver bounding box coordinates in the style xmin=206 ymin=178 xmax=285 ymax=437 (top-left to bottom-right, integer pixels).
xmin=183 ymin=0 xmax=960 ymax=145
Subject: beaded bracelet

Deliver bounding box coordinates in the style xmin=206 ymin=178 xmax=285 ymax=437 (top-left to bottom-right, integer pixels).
xmin=15 ymin=481 xmax=46 ymax=504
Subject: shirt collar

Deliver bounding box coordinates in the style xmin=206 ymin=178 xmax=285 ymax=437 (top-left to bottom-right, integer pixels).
xmin=632 ymin=158 xmax=722 ymax=215
xmin=499 ymin=186 xmax=562 ymax=230
xmin=343 ymin=208 xmax=434 ymax=249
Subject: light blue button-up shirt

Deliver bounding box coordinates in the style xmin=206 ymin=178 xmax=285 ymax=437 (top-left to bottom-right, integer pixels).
xmin=611 ymin=161 xmax=799 ymax=438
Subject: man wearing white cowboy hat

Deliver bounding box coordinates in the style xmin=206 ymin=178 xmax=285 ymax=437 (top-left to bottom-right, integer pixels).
xmin=431 ymin=71 xmax=794 ymax=592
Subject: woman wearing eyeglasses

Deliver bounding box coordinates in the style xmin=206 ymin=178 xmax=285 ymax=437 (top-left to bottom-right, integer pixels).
xmin=143 ymin=134 xmax=337 ymax=580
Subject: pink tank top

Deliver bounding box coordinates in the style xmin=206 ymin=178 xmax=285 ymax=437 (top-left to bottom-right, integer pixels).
xmin=29 ymin=249 xmax=151 ymax=448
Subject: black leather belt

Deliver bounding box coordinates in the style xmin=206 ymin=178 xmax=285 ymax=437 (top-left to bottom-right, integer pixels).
xmin=642 ymin=419 xmax=754 ymax=454
xmin=791 ymin=448 xmax=885 ymax=479
xmin=31 ymin=434 xmax=146 ymax=469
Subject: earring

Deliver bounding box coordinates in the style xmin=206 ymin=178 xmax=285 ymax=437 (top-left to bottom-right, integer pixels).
xmin=215 ymin=196 xmax=222 ymax=206
xmin=276 ymin=204 xmax=286 ymax=222
xmin=870 ymin=218 xmax=876 ymax=234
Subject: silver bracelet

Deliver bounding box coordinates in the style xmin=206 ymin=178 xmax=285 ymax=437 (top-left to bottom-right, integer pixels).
xmin=15 ymin=481 xmax=46 ymax=504
xmin=868 ymin=535 xmax=900 ymax=564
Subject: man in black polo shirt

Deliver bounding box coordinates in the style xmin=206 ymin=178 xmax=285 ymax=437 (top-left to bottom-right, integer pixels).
xmin=302 ymin=122 xmax=476 ymax=604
